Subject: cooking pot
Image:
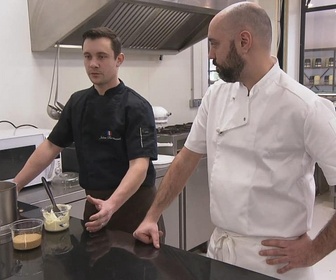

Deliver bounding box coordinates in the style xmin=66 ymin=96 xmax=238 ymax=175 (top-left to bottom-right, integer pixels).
xmin=0 ymin=241 xmax=17 ymax=279
xmin=0 ymin=181 xmax=18 ymax=244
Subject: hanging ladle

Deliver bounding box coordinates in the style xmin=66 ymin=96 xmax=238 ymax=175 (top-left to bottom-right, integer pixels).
xmin=47 ymin=43 xmax=64 ymax=120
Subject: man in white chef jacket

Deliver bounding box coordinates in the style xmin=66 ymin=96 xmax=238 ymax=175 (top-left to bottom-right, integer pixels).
xmin=133 ymin=2 xmax=336 ymax=280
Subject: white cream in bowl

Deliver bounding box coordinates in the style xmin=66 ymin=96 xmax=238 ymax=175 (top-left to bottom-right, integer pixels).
xmin=41 ymin=204 xmax=72 ymax=232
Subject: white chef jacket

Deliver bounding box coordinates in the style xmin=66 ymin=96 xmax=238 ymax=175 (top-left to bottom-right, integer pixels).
xmin=185 ymin=58 xmax=336 ymax=278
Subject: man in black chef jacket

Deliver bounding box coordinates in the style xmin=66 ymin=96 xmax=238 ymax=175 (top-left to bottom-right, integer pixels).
xmin=14 ymin=27 xmax=164 ymax=236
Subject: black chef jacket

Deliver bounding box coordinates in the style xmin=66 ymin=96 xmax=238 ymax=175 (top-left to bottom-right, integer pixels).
xmin=48 ymin=80 xmax=157 ymax=190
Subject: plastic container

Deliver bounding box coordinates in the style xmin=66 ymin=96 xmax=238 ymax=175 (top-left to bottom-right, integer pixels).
xmin=10 ymin=219 xmax=43 ymax=250
xmin=41 ymin=204 xmax=71 ymax=232
xmin=51 ymin=172 xmax=79 ymax=189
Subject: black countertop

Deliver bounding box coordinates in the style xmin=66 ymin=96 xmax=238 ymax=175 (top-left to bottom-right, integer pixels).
xmin=0 ymin=203 xmax=279 ymax=280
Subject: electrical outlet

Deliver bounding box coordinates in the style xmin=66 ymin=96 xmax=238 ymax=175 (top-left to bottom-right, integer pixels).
xmin=189 ymin=99 xmax=202 ymax=108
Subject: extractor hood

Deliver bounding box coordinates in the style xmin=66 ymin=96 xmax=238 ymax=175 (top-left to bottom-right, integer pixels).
xmin=27 ymin=0 xmax=244 ymax=54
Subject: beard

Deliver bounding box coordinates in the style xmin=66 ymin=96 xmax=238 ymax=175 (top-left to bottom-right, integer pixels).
xmin=213 ymin=41 xmax=245 ymax=83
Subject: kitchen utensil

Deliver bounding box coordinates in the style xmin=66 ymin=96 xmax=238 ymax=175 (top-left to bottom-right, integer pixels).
xmin=41 ymin=204 xmax=71 ymax=232
xmin=0 ymin=181 xmax=17 ymax=226
xmin=0 ymin=240 xmax=17 ymax=279
xmin=41 ymin=177 xmax=62 ymax=216
xmin=47 ymin=43 xmax=64 ymax=120
xmin=47 ymin=104 xmax=62 ymax=120
xmin=51 ymin=172 xmax=79 ymax=188
xmin=10 ymin=218 xmax=43 ymax=250
xmin=0 ymin=181 xmax=17 ymax=244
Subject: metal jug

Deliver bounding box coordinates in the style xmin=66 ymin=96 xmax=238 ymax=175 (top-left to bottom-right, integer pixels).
xmin=0 ymin=181 xmax=18 ymax=244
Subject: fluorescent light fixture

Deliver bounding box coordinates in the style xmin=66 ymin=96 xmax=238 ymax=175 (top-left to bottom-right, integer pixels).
xmin=54 ymin=44 xmax=82 ymax=49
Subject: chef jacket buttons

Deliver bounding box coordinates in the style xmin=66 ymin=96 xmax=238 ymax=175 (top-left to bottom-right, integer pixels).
xmin=216 ymin=128 xmax=223 ymax=135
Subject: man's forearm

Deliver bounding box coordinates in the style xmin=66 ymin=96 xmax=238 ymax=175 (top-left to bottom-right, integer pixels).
xmin=145 ymin=147 xmax=202 ymax=222
xmin=14 ymin=140 xmax=63 ymax=191
xmin=312 ymin=212 xmax=336 ymax=262
xmin=107 ymin=157 xmax=149 ymax=213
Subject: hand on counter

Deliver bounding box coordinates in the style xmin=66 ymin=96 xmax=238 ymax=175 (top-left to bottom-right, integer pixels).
xmin=84 ymin=195 xmax=113 ymax=232
xmin=133 ymin=219 xmax=164 ymax=249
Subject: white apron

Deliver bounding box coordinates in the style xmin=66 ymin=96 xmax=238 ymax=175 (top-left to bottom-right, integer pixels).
xmin=207 ymin=227 xmax=315 ymax=280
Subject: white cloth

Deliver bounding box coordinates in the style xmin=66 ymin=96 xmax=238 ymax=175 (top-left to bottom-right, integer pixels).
xmin=184 ymin=58 xmax=336 ymax=277
xmin=185 ymin=58 xmax=336 ymax=237
xmin=207 ymin=227 xmax=314 ymax=280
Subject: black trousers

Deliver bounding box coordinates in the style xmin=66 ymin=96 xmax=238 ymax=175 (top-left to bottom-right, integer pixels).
xmin=84 ymin=186 xmax=165 ymax=243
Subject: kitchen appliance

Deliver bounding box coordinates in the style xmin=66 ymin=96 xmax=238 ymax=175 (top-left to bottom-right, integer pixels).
xmin=27 ymin=0 xmax=244 ymax=53
xmin=0 ymin=181 xmax=17 ymax=244
xmin=157 ymin=123 xmax=192 ymax=155
xmin=152 ymin=106 xmax=171 ymax=125
xmin=0 ymin=129 xmax=62 ymax=188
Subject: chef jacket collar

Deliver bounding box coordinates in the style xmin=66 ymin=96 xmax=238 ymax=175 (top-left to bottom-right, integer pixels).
xmin=91 ymin=79 xmax=126 ymax=96
xmin=248 ymin=56 xmax=279 ymax=98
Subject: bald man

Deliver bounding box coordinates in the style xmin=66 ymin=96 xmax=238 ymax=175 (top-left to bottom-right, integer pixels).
xmin=133 ymin=2 xmax=336 ymax=279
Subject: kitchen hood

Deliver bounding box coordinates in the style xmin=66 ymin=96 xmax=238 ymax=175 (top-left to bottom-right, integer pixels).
xmin=27 ymin=0 xmax=244 ymax=54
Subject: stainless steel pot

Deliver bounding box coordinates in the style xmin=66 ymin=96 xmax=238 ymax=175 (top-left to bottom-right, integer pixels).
xmin=0 ymin=181 xmax=18 ymax=244
xmin=0 ymin=241 xmax=15 ymax=279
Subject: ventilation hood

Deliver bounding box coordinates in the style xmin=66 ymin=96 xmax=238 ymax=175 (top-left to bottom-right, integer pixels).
xmin=27 ymin=0 xmax=244 ymax=54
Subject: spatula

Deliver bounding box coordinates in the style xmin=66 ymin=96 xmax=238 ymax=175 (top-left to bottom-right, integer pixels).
xmin=41 ymin=176 xmax=62 ymax=216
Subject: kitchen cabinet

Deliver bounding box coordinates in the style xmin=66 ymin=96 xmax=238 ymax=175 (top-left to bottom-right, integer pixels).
xmin=156 ymin=157 xmax=214 ymax=251
xmin=185 ymin=156 xmax=214 ymax=250
xmin=157 ymin=128 xmax=213 ymax=251
xmin=303 ymin=48 xmax=335 ymax=93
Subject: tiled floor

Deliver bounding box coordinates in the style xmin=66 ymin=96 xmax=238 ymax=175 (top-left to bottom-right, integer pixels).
xmin=309 ymin=191 xmax=336 ymax=280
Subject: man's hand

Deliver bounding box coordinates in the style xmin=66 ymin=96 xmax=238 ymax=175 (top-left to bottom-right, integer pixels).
xmin=259 ymin=233 xmax=319 ymax=274
xmin=85 ymin=195 xmax=114 ymax=232
xmin=133 ymin=220 xmax=163 ymax=249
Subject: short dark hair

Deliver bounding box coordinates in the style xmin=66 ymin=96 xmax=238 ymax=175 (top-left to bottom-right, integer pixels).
xmin=82 ymin=27 xmax=122 ymax=58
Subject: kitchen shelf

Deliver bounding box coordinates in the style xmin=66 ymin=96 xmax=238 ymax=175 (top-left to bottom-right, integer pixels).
xmin=303 ymin=48 xmax=336 ymax=93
